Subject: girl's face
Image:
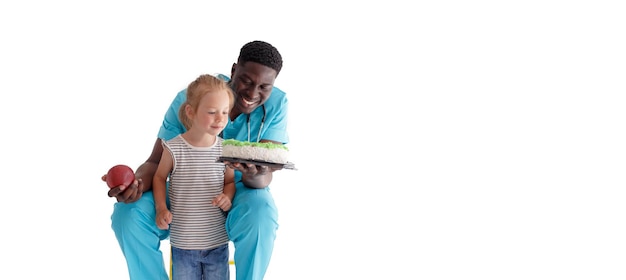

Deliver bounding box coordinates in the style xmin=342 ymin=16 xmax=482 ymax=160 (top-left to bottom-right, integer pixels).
xmin=188 ymin=88 xmax=231 ymax=136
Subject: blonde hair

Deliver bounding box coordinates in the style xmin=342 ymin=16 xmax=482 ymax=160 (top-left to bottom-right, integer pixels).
xmin=179 ymin=74 xmax=235 ymax=130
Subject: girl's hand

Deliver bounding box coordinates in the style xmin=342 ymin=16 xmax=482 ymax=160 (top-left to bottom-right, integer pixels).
xmin=212 ymin=193 xmax=232 ymax=211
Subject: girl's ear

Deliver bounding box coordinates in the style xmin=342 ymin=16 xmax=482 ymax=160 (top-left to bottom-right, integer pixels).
xmin=185 ymin=104 xmax=194 ymax=119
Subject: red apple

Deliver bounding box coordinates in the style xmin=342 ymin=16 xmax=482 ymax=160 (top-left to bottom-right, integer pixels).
xmin=106 ymin=164 xmax=135 ymax=189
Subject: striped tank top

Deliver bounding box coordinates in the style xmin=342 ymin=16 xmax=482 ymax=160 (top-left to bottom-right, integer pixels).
xmin=163 ymin=135 xmax=229 ymax=250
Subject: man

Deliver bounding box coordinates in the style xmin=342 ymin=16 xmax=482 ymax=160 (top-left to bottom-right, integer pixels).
xmin=105 ymin=40 xmax=288 ymax=280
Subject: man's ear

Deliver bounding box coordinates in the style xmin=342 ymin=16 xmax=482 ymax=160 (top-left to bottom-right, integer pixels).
xmin=231 ymin=63 xmax=237 ymax=77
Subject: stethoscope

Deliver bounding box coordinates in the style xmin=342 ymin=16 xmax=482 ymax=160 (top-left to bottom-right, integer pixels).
xmin=246 ymin=104 xmax=266 ymax=142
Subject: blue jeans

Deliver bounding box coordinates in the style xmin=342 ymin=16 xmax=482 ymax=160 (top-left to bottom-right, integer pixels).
xmin=171 ymin=243 xmax=230 ymax=280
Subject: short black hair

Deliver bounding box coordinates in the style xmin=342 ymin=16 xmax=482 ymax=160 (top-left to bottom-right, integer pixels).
xmin=238 ymin=41 xmax=283 ymax=75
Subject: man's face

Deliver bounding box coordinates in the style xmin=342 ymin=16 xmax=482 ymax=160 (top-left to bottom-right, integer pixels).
xmin=230 ymin=61 xmax=278 ymax=115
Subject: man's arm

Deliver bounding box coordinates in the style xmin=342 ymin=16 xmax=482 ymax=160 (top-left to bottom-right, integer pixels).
xmin=135 ymin=138 xmax=164 ymax=192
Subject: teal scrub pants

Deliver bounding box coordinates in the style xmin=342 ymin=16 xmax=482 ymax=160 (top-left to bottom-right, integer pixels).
xmin=111 ymin=185 xmax=278 ymax=280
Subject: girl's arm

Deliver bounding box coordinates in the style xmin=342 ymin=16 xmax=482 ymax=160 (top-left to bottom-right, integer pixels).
xmin=223 ymin=166 xmax=236 ymax=201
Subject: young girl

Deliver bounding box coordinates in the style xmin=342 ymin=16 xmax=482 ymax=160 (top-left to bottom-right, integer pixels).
xmin=153 ymin=74 xmax=236 ymax=280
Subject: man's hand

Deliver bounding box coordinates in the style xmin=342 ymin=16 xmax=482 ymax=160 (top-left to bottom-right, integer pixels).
xmin=225 ymin=162 xmax=282 ymax=176
xmin=224 ymin=161 xmax=282 ymax=189
xmin=103 ymin=174 xmax=144 ymax=203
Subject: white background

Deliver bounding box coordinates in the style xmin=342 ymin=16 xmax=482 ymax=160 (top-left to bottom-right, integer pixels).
xmin=1 ymin=1 xmax=625 ymax=279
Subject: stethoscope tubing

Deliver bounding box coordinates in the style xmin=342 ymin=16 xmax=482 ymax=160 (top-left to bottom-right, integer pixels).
xmin=246 ymin=104 xmax=266 ymax=142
